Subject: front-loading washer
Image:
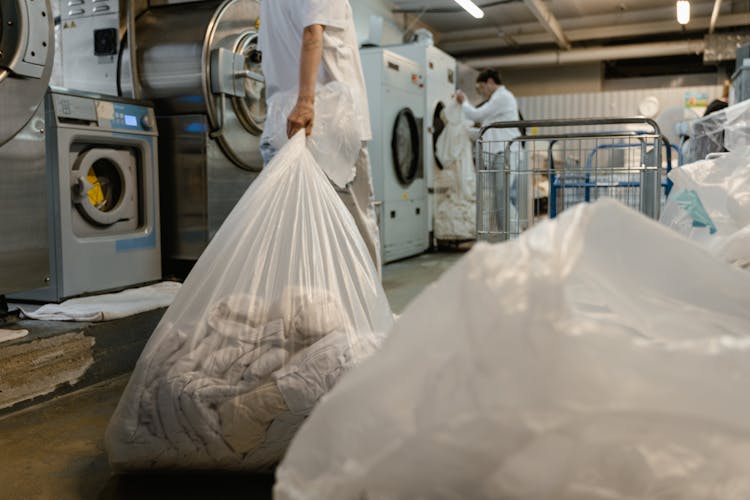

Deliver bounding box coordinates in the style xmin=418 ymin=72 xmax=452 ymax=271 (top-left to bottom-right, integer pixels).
xmin=12 ymin=88 xmax=161 ymax=302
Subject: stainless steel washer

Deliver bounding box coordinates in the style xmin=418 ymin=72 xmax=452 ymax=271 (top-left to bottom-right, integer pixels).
xmin=121 ymin=0 xmax=265 ymax=271
xmin=12 ymin=89 xmax=161 ymax=302
xmin=0 ymin=0 xmax=54 ymax=295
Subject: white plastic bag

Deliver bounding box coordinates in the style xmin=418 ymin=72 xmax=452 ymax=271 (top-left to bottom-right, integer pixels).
xmin=275 ymin=199 xmax=750 ymax=500
xmin=434 ymin=100 xmax=476 ymax=240
xmin=265 ymin=81 xmax=361 ymax=188
xmin=661 ymin=147 xmax=750 ymax=267
xmin=436 ymin=100 xmax=476 ymax=201
xmin=105 ymin=132 xmax=393 ymax=471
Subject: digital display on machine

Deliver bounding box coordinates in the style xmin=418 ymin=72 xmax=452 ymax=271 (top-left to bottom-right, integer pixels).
xmin=124 ymin=115 xmax=138 ymax=127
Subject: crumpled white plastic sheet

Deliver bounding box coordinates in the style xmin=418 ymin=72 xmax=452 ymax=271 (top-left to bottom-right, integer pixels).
xmin=275 ymin=198 xmax=750 ymax=500
xmin=105 ymin=132 xmax=393 ymax=471
xmin=661 ymin=146 xmax=750 ymax=268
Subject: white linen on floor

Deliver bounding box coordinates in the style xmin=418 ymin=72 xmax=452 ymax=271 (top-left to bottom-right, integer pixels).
xmin=21 ymin=282 xmax=182 ymax=322
xmin=0 ymin=328 xmax=29 ymax=343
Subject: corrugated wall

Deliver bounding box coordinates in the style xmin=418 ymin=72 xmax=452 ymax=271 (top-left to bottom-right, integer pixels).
xmin=517 ymin=85 xmax=722 ymax=138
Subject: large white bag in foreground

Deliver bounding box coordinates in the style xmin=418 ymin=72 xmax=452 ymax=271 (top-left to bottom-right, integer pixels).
xmin=661 ymin=147 xmax=750 ymax=267
xmin=275 ymin=198 xmax=750 ymax=500
xmin=105 ymin=132 xmax=393 ymax=471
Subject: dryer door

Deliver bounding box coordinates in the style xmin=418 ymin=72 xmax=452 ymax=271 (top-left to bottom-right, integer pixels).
xmin=0 ymin=0 xmax=53 ymax=146
xmin=71 ymin=148 xmax=138 ymax=228
xmin=432 ymin=101 xmax=447 ymax=170
xmin=392 ymin=107 xmax=421 ymax=186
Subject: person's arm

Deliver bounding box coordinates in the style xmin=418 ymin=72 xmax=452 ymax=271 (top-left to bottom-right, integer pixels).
xmin=287 ymin=24 xmax=324 ymax=138
xmin=456 ymin=89 xmax=494 ymax=123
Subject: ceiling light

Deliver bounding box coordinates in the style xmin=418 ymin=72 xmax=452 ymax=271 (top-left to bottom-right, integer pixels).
xmin=453 ymin=0 xmax=485 ymax=19
xmin=676 ymin=0 xmax=690 ymax=25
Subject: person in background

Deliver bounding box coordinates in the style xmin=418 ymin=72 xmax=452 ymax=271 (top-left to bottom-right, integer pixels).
xmin=455 ymin=68 xmax=521 ymax=149
xmin=457 ymin=69 xmax=526 ymax=232
xmin=704 ymin=79 xmax=731 ymax=116
xmin=257 ymin=0 xmax=381 ymax=273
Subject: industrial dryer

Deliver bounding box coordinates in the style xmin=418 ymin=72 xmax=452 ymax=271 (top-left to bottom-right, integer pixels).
xmin=360 ymin=48 xmax=429 ymax=263
xmin=390 ymin=43 xmax=457 ymax=242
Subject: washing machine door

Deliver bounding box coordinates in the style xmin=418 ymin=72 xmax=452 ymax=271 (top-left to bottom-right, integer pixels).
xmin=392 ymin=107 xmax=421 ymax=186
xmin=432 ymin=101 xmax=447 ymax=170
xmin=71 ymin=149 xmax=137 ymax=227
xmin=0 ymin=0 xmax=53 ymax=147
xmin=206 ymin=0 xmax=266 ymax=171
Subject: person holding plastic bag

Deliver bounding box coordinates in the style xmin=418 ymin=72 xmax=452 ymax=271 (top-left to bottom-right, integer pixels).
xmin=104 ymin=130 xmax=394 ymax=471
xmin=257 ymin=0 xmax=380 ymax=274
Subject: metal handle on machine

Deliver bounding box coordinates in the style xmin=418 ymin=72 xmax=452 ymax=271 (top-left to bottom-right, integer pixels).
xmin=237 ymin=69 xmax=264 ymax=83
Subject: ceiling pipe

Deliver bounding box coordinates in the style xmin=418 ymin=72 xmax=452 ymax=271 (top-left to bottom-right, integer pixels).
xmin=709 ymin=0 xmax=723 ymax=33
xmin=465 ymin=39 xmax=706 ymax=68
xmin=522 ymin=0 xmax=571 ymax=50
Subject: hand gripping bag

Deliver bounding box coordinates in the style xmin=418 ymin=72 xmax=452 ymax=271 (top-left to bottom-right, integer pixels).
xmin=105 ymin=131 xmax=393 ymax=471
xmin=265 ymin=82 xmax=362 ymax=189
xmin=275 ymin=199 xmax=750 ymax=500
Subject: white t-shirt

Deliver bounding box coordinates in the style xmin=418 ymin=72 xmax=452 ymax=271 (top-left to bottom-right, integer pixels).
xmin=462 ymin=85 xmax=521 ymax=154
xmin=258 ymin=0 xmax=372 ymax=141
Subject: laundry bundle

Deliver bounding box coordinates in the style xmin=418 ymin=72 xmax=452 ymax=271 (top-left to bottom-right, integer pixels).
xmin=434 ymin=100 xmax=476 ymax=241
xmin=105 ymin=131 xmax=393 ymax=471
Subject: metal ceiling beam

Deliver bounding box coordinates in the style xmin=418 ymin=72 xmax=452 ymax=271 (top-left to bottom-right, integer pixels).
xmin=709 ymin=0 xmax=723 ymax=33
xmin=522 ymin=0 xmax=571 ymax=50
xmin=437 ymin=1 xmax=726 ymax=43
xmin=438 ymin=11 xmax=750 ymax=54
xmin=464 ymin=39 xmax=706 ymax=68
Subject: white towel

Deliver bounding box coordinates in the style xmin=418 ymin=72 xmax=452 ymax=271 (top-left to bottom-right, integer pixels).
xmin=22 ymin=282 xmax=182 ymax=322
xmin=0 ymin=328 xmax=29 ymax=343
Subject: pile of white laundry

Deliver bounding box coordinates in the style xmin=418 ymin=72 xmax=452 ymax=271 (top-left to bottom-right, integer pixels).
xmin=106 ymin=288 xmax=369 ymax=470
xmin=434 ymin=100 xmax=476 ymax=241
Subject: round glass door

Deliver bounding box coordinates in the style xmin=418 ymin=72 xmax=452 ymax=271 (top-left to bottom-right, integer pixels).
xmin=84 ymin=159 xmax=124 ymax=214
xmin=231 ymin=32 xmax=266 ymax=135
xmin=432 ymin=101 xmax=446 ymax=170
xmin=72 ymin=149 xmax=135 ymax=227
xmin=391 ymin=108 xmax=420 ymax=186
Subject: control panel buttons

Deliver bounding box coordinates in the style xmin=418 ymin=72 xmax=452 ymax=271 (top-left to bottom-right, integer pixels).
xmin=141 ymin=115 xmax=152 ymax=130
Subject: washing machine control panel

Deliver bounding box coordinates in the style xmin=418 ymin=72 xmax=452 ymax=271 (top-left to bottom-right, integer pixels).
xmin=104 ymin=102 xmax=156 ymax=133
xmin=51 ymin=93 xmax=157 ymax=135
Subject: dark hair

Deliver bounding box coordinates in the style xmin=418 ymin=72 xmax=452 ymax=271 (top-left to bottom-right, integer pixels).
xmin=476 ymin=69 xmax=501 ymax=85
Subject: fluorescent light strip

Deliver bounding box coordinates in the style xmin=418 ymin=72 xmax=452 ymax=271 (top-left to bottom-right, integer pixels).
xmin=453 ymin=0 xmax=485 ymax=19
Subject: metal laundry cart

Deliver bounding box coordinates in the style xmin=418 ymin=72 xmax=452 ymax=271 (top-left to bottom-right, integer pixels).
xmin=476 ymin=118 xmax=673 ymax=242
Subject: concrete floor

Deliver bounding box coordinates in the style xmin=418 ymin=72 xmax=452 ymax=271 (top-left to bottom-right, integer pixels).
xmin=0 ymin=251 xmax=464 ymax=500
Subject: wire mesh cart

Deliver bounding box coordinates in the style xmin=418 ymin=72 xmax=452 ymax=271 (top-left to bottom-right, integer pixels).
xmin=476 ymin=118 xmax=673 ymax=242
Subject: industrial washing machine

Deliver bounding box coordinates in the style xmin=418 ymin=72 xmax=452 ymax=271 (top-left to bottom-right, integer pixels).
xmin=120 ymin=0 xmax=265 ymax=274
xmin=0 ymin=0 xmax=54 ymax=297
xmin=12 ymin=89 xmax=161 ymax=302
xmin=390 ymin=43 xmax=457 ymax=242
xmin=360 ymin=48 xmax=429 ymax=263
